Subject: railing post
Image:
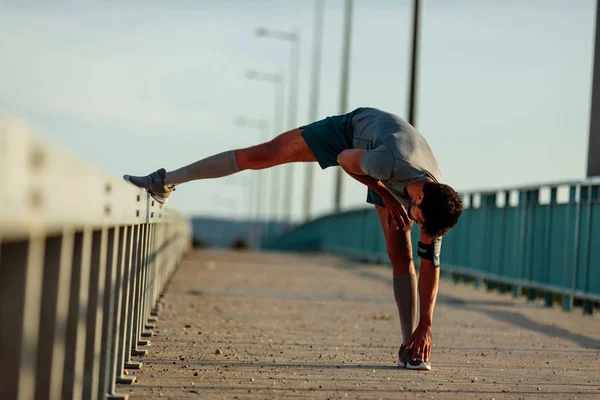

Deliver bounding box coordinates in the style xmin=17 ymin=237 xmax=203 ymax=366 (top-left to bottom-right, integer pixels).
xmin=124 ymin=225 xmax=143 ymax=369
xmin=153 ymin=221 xmax=164 ymax=318
xmin=139 ymin=223 xmax=153 ymax=340
xmin=132 ymin=222 xmax=148 ymax=353
xmin=44 ymin=230 xmax=75 ymax=400
xmin=583 ymin=186 xmax=598 ymax=315
xmin=0 ymin=234 xmax=45 ymax=400
xmin=151 ymin=222 xmax=161 ymax=317
xmin=142 ymin=223 xmax=157 ymax=335
xmin=482 ymin=193 xmax=496 ymax=292
xmin=146 ymin=223 xmax=159 ymax=326
xmin=578 ymin=185 xmax=593 ymax=315
xmin=133 ymin=223 xmax=150 ymax=349
xmin=562 ymin=185 xmax=578 ymax=312
xmin=62 ymin=228 xmax=93 ymax=400
xmin=544 ymin=187 xmax=558 ymax=308
xmin=34 ymin=236 xmax=61 ymax=400
xmin=513 ymin=191 xmax=527 ymax=299
xmin=112 ymin=225 xmax=134 ymax=396
xmin=98 ymin=227 xmax=129 ymax=400
xmin=82 ymin=228 xmax=109 ymax=400
xmin=152 ymin=223 xmax=166 ymax=318
xmin=115 ymin=225 xmax=137 ymax=384
xmin=460 ymin=194 xmax=480 ymax=288
xmin=525 ymin=190 xmax=539 ymax=302
xmin=498 ymin=191 xmax=510 ymax=294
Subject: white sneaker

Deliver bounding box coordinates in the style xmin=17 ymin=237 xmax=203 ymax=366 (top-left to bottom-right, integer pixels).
xmin=398 ymin=344 xmax=431 ymax=371
xmin=123 ymin=168 xmax=175 ymax=204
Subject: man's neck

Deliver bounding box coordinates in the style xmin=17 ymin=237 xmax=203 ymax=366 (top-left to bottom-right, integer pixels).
xmin=405 ymin=179 xmax=431 ymax=200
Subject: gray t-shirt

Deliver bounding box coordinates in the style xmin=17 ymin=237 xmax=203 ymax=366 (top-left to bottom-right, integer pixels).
xmin=352 ymin=108 xmax=442 ymax=208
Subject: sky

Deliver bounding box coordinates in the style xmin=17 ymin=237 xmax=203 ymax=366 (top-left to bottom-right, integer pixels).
xmin=0 ymin=0 xmax=596 ymax=221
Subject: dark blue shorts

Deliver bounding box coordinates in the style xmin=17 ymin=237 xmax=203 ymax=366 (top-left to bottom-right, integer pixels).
xmin=299 ymin=108 xmax=385 ymax=208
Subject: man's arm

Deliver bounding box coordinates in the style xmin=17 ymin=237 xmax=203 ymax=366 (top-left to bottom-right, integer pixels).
xmin=337 ymin=149 xmax=410 ymax=230
xmin=417 ymin=234 xmax=440 ymax=327
xmin=336 ymin=149 xmax=388 ymax=196
xmin=418 ymin=261 xmax=440 ymax=325
xmin=341 ymin=148 xmax=439 ymax=361
xmin=408 ymin=232 xmax=440 ymax=362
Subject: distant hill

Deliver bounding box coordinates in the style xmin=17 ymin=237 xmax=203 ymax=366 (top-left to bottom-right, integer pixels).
xmin=190 ymin=216 xmax=289 ymax=249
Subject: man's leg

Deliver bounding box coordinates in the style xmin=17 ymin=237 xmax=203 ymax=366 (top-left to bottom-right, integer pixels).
xmin=375 ymin=205 xmax=430 ymax=370
xmin=234 ymin=128 xmax=317 ymax=171
xmin=124 ymin=128 xmax=316 ymax=202
xmin=374 ymin=206 xmax=417 ymax=345
xmin=166 ymin=128 xmax=315 ymax=183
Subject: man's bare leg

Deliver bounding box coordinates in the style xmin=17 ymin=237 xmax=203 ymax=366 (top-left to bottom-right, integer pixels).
xmin=375 ymin=206 xmax=417 ymax=350
xmin=123 ymin=129 xmax=315 ymax=203
xmin=234 ymin=128 xmax=316 ymax=171
xmin=375 ymin=205 xmax=430 ymax=370
xmin=375 ymin=205 xmax=417 ymax=341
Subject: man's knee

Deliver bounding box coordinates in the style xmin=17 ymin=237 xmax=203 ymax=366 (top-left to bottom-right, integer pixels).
xmin=237 ymin=129 xmax=313 ymax=170
xmin=390 ymin=253 xmax=414 ymax=275
xmin=237 ymin=141 xmax=277 ymax=170
xmin=386 ymin=244 xmax=414 ymax=275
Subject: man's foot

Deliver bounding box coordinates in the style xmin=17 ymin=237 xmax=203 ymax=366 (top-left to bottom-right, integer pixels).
xmin=398 ymin=344 xmax=431 ymax=371
xmin=123 ymin=168 xmax=175 ymax=204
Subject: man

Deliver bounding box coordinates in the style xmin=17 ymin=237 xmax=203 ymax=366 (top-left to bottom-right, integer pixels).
xmin=124 ymin=107 xmax=463 ymax=370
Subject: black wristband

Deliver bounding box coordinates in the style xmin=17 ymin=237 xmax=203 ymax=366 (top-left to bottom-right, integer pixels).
xmin=417 ymin=238 xmax=442 ymax=267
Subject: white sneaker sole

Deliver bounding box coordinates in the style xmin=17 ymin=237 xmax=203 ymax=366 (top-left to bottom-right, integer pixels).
xmin=398 ymin=358 xmax=431 ymax=371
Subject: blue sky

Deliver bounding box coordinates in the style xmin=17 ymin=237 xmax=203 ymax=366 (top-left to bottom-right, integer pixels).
xmin=0 ymin=0 xmax=596 ymax=220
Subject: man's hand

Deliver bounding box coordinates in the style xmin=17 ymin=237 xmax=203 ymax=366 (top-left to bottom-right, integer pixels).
xmin=379 ymin=181 xmax=410 ymax=231
xmin=337 ymin=149 xmax=410 ymax=231
xmin=407 ymin=323 xmax=432 ymax=362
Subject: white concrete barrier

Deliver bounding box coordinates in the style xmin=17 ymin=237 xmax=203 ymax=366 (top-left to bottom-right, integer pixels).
xmin=0 ymin=116 xmax=192 ymax=400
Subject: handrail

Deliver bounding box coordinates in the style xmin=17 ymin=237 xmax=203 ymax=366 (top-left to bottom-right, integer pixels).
xmin=265 ymin=182 xmax=600 ymax=315
xmin=0 ymin=116 xmax=192 ymax=400
xmin=456 ymin=177 xmax=600 ymax=196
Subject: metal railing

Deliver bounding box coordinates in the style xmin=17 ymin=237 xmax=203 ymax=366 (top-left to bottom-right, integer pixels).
xmin=442 ymin=182 xmax=600 ymax=315
xmin=264 ymin=180 xmax=600 ymax=316
xmin=0 ymin=116 xmax=192 ymax=400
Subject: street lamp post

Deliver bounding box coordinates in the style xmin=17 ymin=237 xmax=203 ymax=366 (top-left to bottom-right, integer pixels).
xmin=245 ymin=70 xmax=285 ymax=232
xmin=255 ymin=27 xmax=300 ymax=227
xmin=303 ymin=0 xmax=325 ymax=222
xmin=408 ymin=0 xmax=421 ymax=126
xmin=333 ymin=0 xmax=354 ymax=213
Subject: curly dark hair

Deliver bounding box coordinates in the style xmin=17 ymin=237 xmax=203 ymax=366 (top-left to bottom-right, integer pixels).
xmin=420 ymin=182 xmax=463 ymax=237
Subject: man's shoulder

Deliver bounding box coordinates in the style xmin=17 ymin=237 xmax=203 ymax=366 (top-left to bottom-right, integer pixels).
xmin=351 ymin=107 xmax=405 ymax=119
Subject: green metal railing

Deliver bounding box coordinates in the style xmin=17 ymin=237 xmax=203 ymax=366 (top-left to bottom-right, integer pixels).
xmin=265 ymin=181 xmax=600 ymax=315
xmin=0 ymin=116 xmax=192 ymax=400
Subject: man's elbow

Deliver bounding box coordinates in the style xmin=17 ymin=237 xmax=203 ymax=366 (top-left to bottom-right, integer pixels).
xmin=336 ymin=150 xmax=351 ymax=168
xmin=337 ymin=149 xmax=365 ymax=175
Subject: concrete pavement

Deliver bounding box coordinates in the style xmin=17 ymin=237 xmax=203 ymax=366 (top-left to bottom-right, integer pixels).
xmin=120 ymin=250 xmax=600 ymax=400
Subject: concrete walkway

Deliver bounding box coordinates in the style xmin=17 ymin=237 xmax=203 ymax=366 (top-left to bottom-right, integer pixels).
xmin=121 ymin=250 xmax=600 ymax=400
